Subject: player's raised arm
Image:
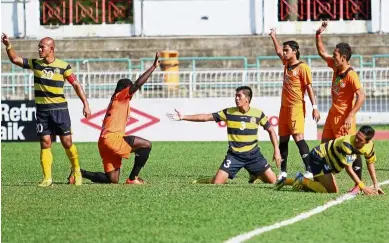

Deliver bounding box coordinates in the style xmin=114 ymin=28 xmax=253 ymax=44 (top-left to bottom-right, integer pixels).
xmin=315 ymin=21 xmax=331 ymax=61
xmin=129 ymin=52 xmax=159 ymax=95
xmin=269 ymin=28 xmax=284 ymax=62
xmin=167 ymin=109 xmax=214 ymax=122
xmin=1 ymin=33 xmax=24 ymax=67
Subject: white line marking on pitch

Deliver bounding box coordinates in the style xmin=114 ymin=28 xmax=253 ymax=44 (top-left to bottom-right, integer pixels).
xmin=224 ymin=180 xmax=389 ymax=243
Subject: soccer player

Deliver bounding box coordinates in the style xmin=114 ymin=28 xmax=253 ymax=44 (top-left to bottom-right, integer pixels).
xmin=269 ymin=28 xmax=320 ymax=181
xmin=1 ymin=33 xmax=91 ymax=187
xmin=80 ymin=52 xmax=159 ymax=184
xmin=275 ymin=126 xmax=385 ymax=195
xmin=315 ymin=21 xmax=366 ymax=192
xmin=167 ymin=86 xmax=282 ymax=184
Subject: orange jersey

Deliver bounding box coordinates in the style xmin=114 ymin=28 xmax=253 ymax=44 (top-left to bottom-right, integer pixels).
xmin=100 ymin=87 xmax=133 ymax=137
xmin=281 ymin=61 xmax=312 ymax=107
xmin=326 ymin=58 xmax=361 ymax=115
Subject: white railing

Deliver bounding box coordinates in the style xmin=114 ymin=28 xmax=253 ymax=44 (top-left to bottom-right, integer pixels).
xmin=2 ymin=68 xmax=389 ymax=113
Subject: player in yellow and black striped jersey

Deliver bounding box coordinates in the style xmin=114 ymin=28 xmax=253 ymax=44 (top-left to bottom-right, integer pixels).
xmin=167 ymin=86 xmax=282 ymax=184
xmin=275 ymin=126 xmax=385 ymax=195
xmin=1 ymin=34 xmax=91 ymax=187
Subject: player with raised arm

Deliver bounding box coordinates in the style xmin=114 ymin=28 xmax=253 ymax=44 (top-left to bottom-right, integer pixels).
xmin=1 ymin=33 xmax=91 ymax=187
xmin=167 ymin=86 xmax=281 ymax=184
xmin=315 ymin=21 xmax=366 ymax=193
xmin=80 ymin=52 xmax=159 ymax=184
xmin=269 ymin=29 xmax=320 ymax=184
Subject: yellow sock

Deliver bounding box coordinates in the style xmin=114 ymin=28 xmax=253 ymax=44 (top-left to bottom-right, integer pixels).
xmin=302 ymin=178 xmax=328 ymax=193
xmin=65 ymin=144 xmax=80 ymax=171
xmin=40 ymin=148 xmax=53 ymax=180
xmin=284 ymin=178 xmax=295 ymax=185
xmin=194 ymin=177 xmax=213 ymax=184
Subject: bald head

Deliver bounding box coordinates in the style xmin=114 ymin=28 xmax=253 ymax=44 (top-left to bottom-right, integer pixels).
xmin=40 ymin=37 xmax=55 ymax=48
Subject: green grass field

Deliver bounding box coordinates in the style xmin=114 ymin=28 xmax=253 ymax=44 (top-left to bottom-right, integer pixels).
xmin=2 ymin=141 xmax=389 ymax=243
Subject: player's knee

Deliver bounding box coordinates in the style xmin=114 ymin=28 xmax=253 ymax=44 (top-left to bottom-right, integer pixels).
xmin=40 ymin=137 xmax=52 ymax=149
xmin=145 ymin=140 xmax=152 ymax=149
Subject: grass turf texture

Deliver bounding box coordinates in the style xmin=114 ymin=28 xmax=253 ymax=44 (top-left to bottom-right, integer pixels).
xmin=2 ymin=141 xmax=389 ymax=243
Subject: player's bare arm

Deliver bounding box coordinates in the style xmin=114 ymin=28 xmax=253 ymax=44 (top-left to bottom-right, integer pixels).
xmin=344 ymin=88 xmax=365 ymax=130
xmin=130 ymin=52 xmax=160 ymax=95
xmin=315 ymin=21 xmax=331 ymax=61
xmin=366 ymin=162 xmax=385 ymax=194
xmin=265 ymin=125 xmax=281 ymax=168
xmin=306 ymin=84 xmax=320 ymax=123
xmin=167 ymin=109 xmax=214 ymax=122
xmin=70 ymin=80 xmax=91 ymax=118
xmin=269 ymin=28 xmax=283 ymax=61
xmin=1 ymin=33 xmax=24 ymax=67
xmin=345 ymin=165 xmax=377 ymax=195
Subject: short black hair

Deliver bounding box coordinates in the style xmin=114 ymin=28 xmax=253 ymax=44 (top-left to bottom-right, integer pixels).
xmin=335 ymin=43 xmax=352 ymax=61
xmin=114 ymin=78 xmax=132 ymax=94
xmin=235 ymin=86 xmax=253 ymax=103
xmin=283 ymin=40 xmax=300 ymax=59
xmin=359 ymin=125 xmax=375 ymax=142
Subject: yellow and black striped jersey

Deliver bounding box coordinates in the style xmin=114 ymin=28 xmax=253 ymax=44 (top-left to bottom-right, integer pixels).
xmin=315 ymin=135 xmax=376 ymax=174
xmin=23 ymin=58 xmax=73 ymax=110
xmin=212 ymin=107 xmax=270 ymax=153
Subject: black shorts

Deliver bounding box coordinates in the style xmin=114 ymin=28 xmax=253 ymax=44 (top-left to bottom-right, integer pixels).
xmin=36 ymin=109 xmax=72 ymax=137
xmin=310 ymin=147 xmax=333 ymax=177
xmin=219 ymin=147 xmax=270 ymax=179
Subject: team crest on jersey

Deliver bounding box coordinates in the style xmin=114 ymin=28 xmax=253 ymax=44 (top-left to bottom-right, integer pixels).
xmin=346 ymin=154 xmax=357 ymax=164
xmin=250 ymin=117 xmax=256 ymax=124
xmin=54 ymin=68 xmax=60 ymax=74
xmin=340 ymin=81 xmax=346 ymax=88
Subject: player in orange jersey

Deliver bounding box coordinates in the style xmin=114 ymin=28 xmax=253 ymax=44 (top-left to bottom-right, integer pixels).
xmin=315 ymin=21 xmax=366 ymax=193
xmin=81 ymin=52 xmax=159 ymax=184
xmin=269 ymin=29 xmax=320 ymax=182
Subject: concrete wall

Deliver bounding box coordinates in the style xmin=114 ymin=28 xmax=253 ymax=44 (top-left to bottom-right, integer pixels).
xmin=1 ymin=0 xmax=388 ymax=38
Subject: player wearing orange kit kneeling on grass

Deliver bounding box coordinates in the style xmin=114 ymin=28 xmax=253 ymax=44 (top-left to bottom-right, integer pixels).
xmin=315 ymin=21 xmax=366 ymax=193
xmin=275 ymin=126 xmax=385 ymax=195
xmin=81 ymin=52 xmax=159 ymax=184
xmin=167 ymin=86 xmax=281 ymax=184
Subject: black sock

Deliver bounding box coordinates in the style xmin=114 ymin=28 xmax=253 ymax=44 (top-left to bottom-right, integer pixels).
xmin=279 ymin=141 xmax=289 ymax=172
xmin=81 ymin=169 xmax=111 ymax=183
xmin=129 ymin=147 xmax=151 ymax=180
xmin=296 ymin=140 xmax=311 ymax=172
xmin=352 ymin=155 xmax=363 ymax=180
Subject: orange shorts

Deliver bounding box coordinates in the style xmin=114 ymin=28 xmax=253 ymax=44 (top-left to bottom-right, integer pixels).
xmin=278 ymin=105 xmax=306 ymax=136
xmin=322 ymin=114 xmax=356 ymax=140
xmin=98 ymin=133 xmax=132 ymax=173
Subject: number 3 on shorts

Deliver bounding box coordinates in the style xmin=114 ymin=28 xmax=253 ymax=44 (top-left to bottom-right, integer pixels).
xmin=224 ymin=159 xmax=231 ymax=168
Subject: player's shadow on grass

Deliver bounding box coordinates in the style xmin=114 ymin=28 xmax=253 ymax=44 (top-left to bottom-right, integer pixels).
xmin=376 ymin=168 xmax=389 ymax=172
xmin=2 ymin=181 xmax=71 ymax=187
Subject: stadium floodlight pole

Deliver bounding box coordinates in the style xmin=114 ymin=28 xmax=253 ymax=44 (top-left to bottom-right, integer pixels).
xmin=140 ymin=0 xmax=144 ymax=37
xmin=22 ymin=0 xmax=27 ymax=38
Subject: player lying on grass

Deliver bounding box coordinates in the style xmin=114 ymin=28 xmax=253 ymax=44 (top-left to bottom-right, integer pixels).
xmin=80 ymin=52 xmax=159 ymax=184
xmin=167 ymin=86 xmax=281 ymax=184
xmin=275 ymin=125 xmax=385 ymax=195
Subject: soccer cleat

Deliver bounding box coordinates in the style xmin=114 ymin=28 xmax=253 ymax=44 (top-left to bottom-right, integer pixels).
xmin=303 ymin=171 xmax=313 ymax=179
xmin=67 ymin=170 xmax=75 ymax=185
xmin=125 ymin=177 xmax=145 ymax=185
xmin=274 ymin=177 xmax=286 ymax=190
xmin=38 ymin=178 xmax=53 ymax=187
xmin=74 ymin=170 xmax=82 ymax=186
xmin=348 ymin=184 xmax=360 ymax=195
xmin=292 ymin=172 xmax=304 ymax=191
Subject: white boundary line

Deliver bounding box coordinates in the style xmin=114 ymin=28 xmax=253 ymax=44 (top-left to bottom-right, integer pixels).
xmin=224 ymin=180 xmax=389 ymax=243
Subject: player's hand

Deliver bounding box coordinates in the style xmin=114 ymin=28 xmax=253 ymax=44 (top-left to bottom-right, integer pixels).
xmin=83 ymin=105 xmax=91 ymax=118
xmin=316 ymin=21 xmax=328 ymax=35
xmin=373 ymin=185 xmax=385 ymax=195
xmin=152 ymin=51 xmax=160 ymax=68
xmin=343 ymin=114 xmax=353 ymax=131
xmin=269 ymin=28 xmax=276 ymax=38
xmin=362 ymin=186 xmax=378 ymax=196
xmin=273 ymin=148 xmax=282 ymax=169
xmin=312 ymin=109 xmax=320 ymax=123
xmin=166 ymin=109 xmax=183 ymax=121
xmin=1 ymin=33 xmax=11 ymax=47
